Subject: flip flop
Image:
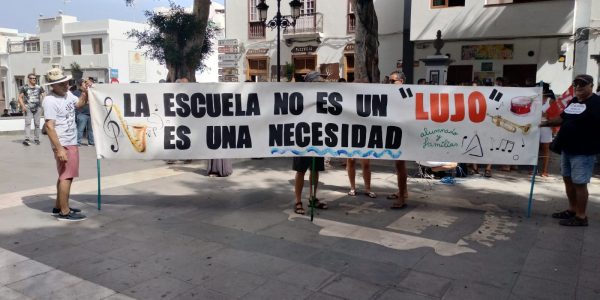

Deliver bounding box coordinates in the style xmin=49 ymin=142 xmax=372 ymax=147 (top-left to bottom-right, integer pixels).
xmin=348 ymin=189 xmax=357 ymax=196
xmin=365 ymin=191 xmax=377 ymax=198
xmin=390 ymin=203 xmax=407 ymax=210
xmin=386 ymin=194 xmax=399 ymax=200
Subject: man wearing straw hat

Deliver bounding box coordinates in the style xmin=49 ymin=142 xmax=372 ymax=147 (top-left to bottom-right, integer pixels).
xmin=42 ymin=68 xmax=92 ymax=221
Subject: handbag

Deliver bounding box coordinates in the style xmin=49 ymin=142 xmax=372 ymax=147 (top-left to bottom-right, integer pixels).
xmin=549 ymin=131 xmax=562 ymax=154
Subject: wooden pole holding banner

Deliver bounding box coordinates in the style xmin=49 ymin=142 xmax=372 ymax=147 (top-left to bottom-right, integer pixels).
xmin=527 ymin=165 xmax=537 ymax=218
xmin=97 ymin=158 xmax=101 ymax=210
xmin=309 ymin=157 xmax=316 ymax=221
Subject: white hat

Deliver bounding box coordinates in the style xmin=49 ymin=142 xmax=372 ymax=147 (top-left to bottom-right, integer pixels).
xmin=44 ymin=68 xmax=72 ymax=85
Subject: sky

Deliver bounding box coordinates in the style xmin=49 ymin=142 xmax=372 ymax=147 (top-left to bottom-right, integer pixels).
xmin=0 ymin=0 xmax=224 ymax=34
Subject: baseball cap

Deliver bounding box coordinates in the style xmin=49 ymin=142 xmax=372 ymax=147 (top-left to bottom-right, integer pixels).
xmin=573 ymin=74 xmax=593 ymax=85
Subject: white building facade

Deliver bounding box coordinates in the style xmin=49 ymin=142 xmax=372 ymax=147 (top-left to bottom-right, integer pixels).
xmin=411 ymin=0 xmax=600 ymax=93
xmin=1 ymin=14 xmax=168 ymax=110
xmin=223 ymin=0 xmax=405 ymax=82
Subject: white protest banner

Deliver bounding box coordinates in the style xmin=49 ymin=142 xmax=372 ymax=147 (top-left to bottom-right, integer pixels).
xmin=89 ymin=83 xmax=541 ymax=164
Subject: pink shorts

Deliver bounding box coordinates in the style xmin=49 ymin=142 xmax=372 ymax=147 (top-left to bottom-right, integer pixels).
xmin=55 ymin=146 xmax=79 ymax=180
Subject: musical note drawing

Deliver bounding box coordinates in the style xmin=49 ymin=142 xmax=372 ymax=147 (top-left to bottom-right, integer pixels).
xmin=462 ymin=136 xmax=468 ymax=147
xmin=521 ymin=138 xmax=525 ymax=147
xmin=495 ymin=102 xmax=504 ymax=110
xmin=463 ymin=134 xmax=483 ymax=157
xmin=154 ymin=104 xmax=159 ymax=112
xmin=103 ymin=98 xmax=121 ymax=152
xmin=490 ymin=138 xmax=515 ymax=153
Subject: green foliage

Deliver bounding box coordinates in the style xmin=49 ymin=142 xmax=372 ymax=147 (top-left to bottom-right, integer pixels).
xmin=70 ymin=62 xmax=83 ymax=80
xmin=127 ymin=1 xmax=218 ymax=73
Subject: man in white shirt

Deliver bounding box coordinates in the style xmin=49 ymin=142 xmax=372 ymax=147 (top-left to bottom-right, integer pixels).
xmin=42 ymin=68 xmax=92 ymax=221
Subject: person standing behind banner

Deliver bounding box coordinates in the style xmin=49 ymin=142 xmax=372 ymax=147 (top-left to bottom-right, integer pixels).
xmin=533 ymin=89 xmax=555 ymax=177
xmin=346 ymin=78 xmax=376 ymax=198
xmin=205 ymin=75 xmax=233 ymax=176
xmin=73 ymin=81 xmax=94 ymax=146
xmin=293 ymin=71 xmax=328 ymax=215
xmin=166 ymin=77 xmax=195 ymax=165
xmin=18 ymin=73 xmax=45 ymax=146
xmin=42 ymin=68 xmax=91 ymax=221
xmin=387 ymin=71 xmax=408 ymax=209
xmin=542 ymin=74 xmax=600 ymax=227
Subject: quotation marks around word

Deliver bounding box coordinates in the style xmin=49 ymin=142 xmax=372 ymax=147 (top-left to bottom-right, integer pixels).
xmin=489 ymin=89 xmax=503 ymax=102
xmin=490 ymin=89 xmax=504 ymax=110
xmin=462 ymin=134 xmax=483 ymax=157
xmin=398 ymin=87 xmax=413 ymax=99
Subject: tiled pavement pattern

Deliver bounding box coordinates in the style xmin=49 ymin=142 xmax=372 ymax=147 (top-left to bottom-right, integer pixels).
xmin=1 ymin=135 xmax=599 ymax=299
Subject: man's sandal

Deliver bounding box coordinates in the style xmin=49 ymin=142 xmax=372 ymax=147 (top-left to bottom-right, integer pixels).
xmin=552 ymin=210 xmax=575 ymax=219
xmin=348 ymin=189 xmax=357 ymax=196
xmin=365 ymin=191 xmax=377 ymax=198
xmin=294 ymin=202 xmax=305 ymax=215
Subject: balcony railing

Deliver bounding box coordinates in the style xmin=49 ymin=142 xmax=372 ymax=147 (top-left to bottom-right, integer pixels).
xmin=249 ymin=21 xmax=266 ymax=39
xmin=283 ymin=13 xmax=323 ymax=35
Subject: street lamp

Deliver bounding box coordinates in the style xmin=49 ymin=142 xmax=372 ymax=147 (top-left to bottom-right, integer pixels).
xmin=256 ymin=0 xmax=303 ymax=82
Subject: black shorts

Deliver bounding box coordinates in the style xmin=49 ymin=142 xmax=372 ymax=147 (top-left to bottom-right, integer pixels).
xmin=292 ymin=157 xmax=325 ymax=172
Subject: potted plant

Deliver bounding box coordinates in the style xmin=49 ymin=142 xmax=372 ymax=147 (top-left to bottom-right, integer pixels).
xmin=285 ymin=62 xmax=295 ymax=82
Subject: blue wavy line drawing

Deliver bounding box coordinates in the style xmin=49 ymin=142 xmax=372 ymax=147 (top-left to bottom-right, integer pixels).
xmin=271 ymin=147 xmax=402 ymax=159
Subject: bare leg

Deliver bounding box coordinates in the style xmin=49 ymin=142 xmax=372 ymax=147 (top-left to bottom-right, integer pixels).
xmin=540 ymin=143 xmax=550 ymax=176
xmin=573 ymin=183 xmax=588 ymax=218
xmin=347 ymin=158 xmax=356 ymax=191
xmin=294 ymin=171 xmax=306 ymax=205
xmin=563 ymin=177 xmax=577 ymax=213
xmin=55 ymin=180 xmax=60 ymax=209
xmin=57 ymin=179 xmax=73 ymax=215
xmin=361 ymin=159 xmax=371 ymax=193
xmin=395 ymin=160 xmax=407 ymax=198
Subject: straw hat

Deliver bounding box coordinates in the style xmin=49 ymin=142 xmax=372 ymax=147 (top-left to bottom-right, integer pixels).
xmin=44 ymin=68 xmax=72 ymax=85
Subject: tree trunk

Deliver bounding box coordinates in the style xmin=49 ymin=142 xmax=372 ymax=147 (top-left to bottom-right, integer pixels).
xmin=352 ymin=0 xmax=380 ymax=83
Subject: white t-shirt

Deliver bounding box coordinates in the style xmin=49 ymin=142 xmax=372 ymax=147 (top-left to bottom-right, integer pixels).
xmin=42 ymin=92 xmax=79 ymax=146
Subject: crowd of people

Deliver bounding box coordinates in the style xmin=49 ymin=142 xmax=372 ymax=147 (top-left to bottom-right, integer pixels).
xmin=10 ymin=67 xmax=599 ymax=227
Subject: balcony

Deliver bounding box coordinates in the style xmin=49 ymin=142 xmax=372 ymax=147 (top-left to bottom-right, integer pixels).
xmin=249 ymin=21 xmax=266 ymax=39
xmin=283 ymin=13 xmax=323 ymax=41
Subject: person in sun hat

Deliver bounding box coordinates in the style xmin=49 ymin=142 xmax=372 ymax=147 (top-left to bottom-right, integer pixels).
xmin=541 ymin=74 xmax=600 ymax=226
xmin=42 ymin=67 xmax=93 ymax=221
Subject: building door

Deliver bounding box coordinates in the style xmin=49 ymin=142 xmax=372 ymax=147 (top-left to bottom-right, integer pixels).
xmin=447 ymin=65 xmax=473 ymax=85
xmin=503 ymin=64 xmax=537 ymax=86
xmin=344 ymin=54 xmax=354 ymax=82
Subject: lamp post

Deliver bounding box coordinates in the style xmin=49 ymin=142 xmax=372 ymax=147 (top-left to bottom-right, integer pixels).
xmin=256 ymin=0 xmax=303 ymax=82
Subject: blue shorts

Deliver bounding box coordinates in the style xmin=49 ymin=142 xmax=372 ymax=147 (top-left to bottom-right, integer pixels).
xmin=561 ymin=153 xmax=596 ymax=184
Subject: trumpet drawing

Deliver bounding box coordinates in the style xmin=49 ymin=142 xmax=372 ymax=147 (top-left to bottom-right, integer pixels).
xmin=487 ymin=114 xmax=531 ymax=135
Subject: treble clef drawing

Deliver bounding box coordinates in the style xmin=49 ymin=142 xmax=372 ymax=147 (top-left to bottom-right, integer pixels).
xmin=103 ymin=97 xmax=121 ymax=152
xmin=103 ymin=97 xmax=148 ymax=153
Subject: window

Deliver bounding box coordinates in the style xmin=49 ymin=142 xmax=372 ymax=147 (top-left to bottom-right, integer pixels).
xmin=92 ymin=38 xmax=103 ymax=54
xmin=25 ymin=40 xmax=39 ymax=52
xmin=42 ymin=41 xmax=51 ymax=57
xmin=53 ymin=41 xmax=62 ymax=56
xmin=248 ymin=0 xmax=259 ymax=22
xmin=485 ymin=0 xmax=551 ymax=4
xmin=71 ymin=39 xmax=81 ymax=55
xmin=248 ymin=0 xmax=265 ymax=39
xmin=247 ymin=58 xmax=268 ymax=82
xmin=301 ymin=0 xmax=316 ymax=15
xmin=347 ymin=0 xmax=355 ymax=33
xmin=431 ymin=0 xmax=465 ymax=8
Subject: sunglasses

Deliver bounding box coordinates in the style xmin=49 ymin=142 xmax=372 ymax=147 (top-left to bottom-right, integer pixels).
xmin=28 ymin=77 xmax=36 ymax=80
xmin=572 ymin=80 xmax=590 ymax=87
